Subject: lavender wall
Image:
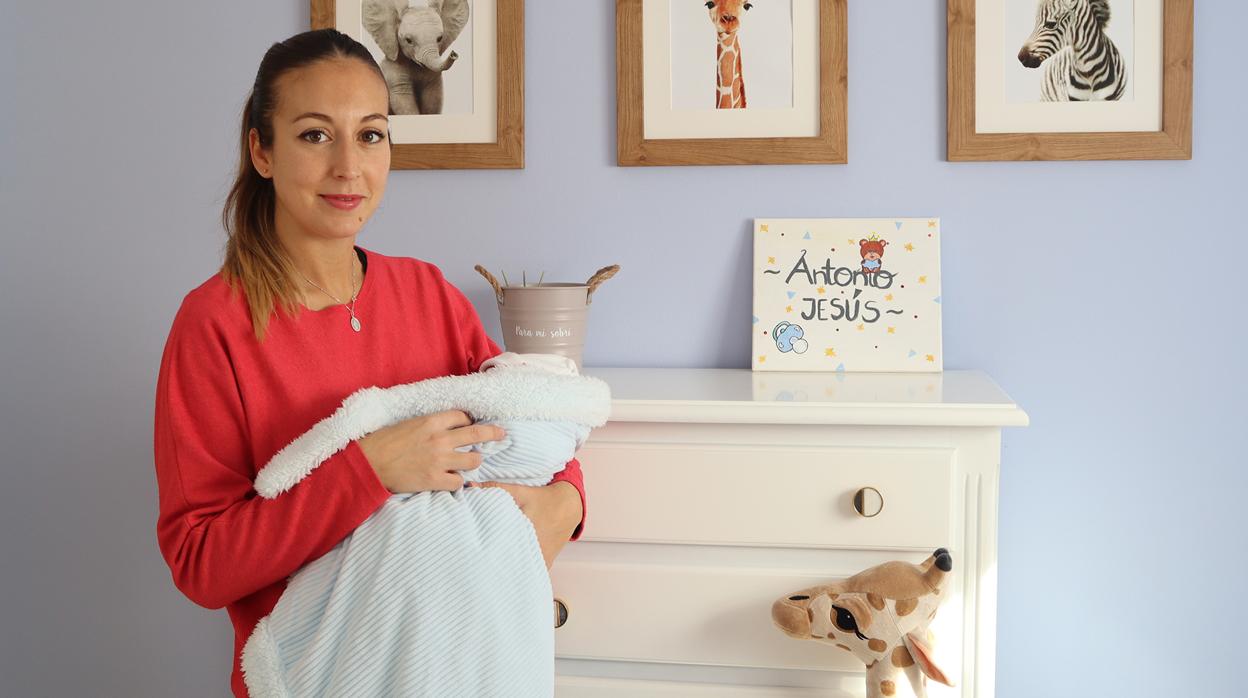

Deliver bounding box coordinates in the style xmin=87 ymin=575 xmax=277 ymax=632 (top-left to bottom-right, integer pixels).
xmin=1 ymin=1 xmax=1242 ymax=696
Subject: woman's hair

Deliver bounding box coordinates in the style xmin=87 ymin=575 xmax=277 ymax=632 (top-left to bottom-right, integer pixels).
xmin=220 ymin=28 xmax=387 ymax=342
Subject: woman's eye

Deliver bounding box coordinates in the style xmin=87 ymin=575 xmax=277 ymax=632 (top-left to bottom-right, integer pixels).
xmin=301 ymin=130 xmax=328 ymax=144
xmin=362 ymin=130 xmax=386 ymax=144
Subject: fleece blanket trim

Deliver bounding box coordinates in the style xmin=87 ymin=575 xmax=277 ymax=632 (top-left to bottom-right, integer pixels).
xmin=254 ymin=367 xmax=611 ymax=499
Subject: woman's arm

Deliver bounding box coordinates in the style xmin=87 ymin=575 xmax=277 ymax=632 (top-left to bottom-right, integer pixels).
xmin=471 ymin=478 xmax=583 ymax=568
xmin=153 ymin=310 xmax=391 ymax=610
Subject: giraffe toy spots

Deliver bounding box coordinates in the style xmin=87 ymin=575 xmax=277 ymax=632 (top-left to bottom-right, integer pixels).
xmin=772 ymin=548 xmax=956 ymax=698
xmin=703 ymin=0 xmax=752 ymax=108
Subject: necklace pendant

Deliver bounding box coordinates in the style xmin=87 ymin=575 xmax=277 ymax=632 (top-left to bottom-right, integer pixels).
xmin=350 ymin=316 xmax=361 ymax=332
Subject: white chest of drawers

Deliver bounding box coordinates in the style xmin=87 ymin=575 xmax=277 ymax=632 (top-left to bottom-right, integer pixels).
xmin=552 ymin=368 xmax=1028 ymax=698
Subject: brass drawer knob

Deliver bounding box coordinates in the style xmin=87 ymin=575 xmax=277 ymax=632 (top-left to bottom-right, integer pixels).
xmin=554 ymin=598 xmax=569 ymax=628
xmin=853 ymin=487 xmax=884 ymax=517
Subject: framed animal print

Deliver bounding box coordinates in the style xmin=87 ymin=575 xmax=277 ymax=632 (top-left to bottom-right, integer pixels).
xmin=312 ymin=0 xmax=524 ymax=169
xmin=947 ymin=0 xmax=1192 ymax=161
xmin=616 ymin=0 xmax=847 ymax=166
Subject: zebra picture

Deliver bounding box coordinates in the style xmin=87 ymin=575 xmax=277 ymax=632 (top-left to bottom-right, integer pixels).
xmin=1016 ymin=0 xmax=1129 ymax=102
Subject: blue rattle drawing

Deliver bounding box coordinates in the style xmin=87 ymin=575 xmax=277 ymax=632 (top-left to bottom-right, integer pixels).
xmin=771 ymin=321 xmax=809 ymax=354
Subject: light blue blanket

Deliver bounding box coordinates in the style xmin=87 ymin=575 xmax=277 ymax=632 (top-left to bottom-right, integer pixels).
xmin=240 ymin=368 xmax=611 ymax=697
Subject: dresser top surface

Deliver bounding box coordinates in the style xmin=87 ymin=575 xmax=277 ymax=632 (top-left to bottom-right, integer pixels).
xmin=579 ymin=367 xmax=1029 ymax=427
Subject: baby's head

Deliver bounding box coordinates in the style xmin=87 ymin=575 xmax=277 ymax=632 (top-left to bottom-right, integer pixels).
xmin=478 ymin=352 xmax=581 ymax=376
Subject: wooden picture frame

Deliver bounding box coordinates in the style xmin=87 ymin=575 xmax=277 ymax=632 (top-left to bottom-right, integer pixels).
xmin=312 ymin=0 xmax=524 ymax=169
xmin=947 ymin=0 xmax=1192 ymax=161
xmin=616 ymin=0 xmax=847 ymax=166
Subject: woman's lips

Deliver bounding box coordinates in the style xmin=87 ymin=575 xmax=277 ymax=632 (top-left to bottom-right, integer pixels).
xmin=321 ymin=195 xmax=363 ymax=210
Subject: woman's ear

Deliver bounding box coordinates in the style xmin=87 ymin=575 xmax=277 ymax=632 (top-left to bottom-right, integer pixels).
xmin=248 ymin=128 xmax=273 ymax=178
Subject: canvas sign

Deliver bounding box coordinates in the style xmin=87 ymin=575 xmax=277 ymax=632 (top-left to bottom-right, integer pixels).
xmin=753 ymin=219 xmax=943 ymax=373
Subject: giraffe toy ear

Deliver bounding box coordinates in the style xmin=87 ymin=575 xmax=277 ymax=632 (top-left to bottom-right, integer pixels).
xmin=902 ymin=631 xmax=954 ymax=687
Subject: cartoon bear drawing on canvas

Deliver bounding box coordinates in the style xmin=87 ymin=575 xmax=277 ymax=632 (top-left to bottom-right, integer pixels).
xmin=859 ymin=234 xmax=888 ymax=274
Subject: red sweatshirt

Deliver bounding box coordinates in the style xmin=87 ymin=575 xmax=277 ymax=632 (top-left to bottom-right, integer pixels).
xmin=152 ymin=245 xmax=586 ymax=697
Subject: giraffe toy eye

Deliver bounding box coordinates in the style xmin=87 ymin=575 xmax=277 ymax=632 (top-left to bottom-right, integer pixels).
xmin=744 ymin=2 xmax=753 ymax=9
xmin=705 ymin=1 xmax=715 ymax=8
xmin=832 ymin=606 xmax=869 ymax=641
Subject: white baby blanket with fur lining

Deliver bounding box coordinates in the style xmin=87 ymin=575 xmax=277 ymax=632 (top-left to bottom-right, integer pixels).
xmin=241 ymin=367 xmax=611 ymax=698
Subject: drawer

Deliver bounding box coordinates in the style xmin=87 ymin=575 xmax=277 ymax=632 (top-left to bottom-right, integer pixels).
xmin=578 ymin=443 xmax=954 ymax=550
xmin=552 ymin=557 xmax=960 ymax=682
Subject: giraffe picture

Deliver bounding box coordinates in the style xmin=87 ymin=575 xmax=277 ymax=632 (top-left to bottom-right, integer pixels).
xmin=617 ymin=0 xmax=848 ymax=166
xmin=669 ymin=0 xmax=795 ymax=111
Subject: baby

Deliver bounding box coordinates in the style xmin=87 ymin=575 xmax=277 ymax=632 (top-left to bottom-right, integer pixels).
xmin=455 ymin=352 xmax=590 ymax=486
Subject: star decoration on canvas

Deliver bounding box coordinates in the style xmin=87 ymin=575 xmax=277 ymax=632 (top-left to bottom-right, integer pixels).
xmin=768 ymin=256 xmax=776 ymax=264
xmin=817 ymin=286 xmax=826 ymax=295
xmin=928 ymin=220 xmax=937 ymax=228
xmin=825 ymin=348 xmax=837 ymax=357
xmin=786 ymin=305 xmax=793 ymax=313
xmin=919 ymin=276 xmax=927 ymax=284
xmin=926 ymin=354 xmax=936 ymax=362
xmin=759 ymin=355 xmax=767 ymax=363
xmin=885 ymin=293 xmax=894 ymax=301
xmin=905 ymin=243 xmax=915 ymax=252
xmin=857 ymin=323 xmax=865 ymax=331
xmin=760 ymin=224 xmax=769 ymax=232
xmin=887 ymin=327 xmax=896 ymax=334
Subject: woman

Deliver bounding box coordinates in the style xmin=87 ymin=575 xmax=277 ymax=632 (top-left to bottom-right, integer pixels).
xmin=152 ymin=29 xmax=585 ymax=697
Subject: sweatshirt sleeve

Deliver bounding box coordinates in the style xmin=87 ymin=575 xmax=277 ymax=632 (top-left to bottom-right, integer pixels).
xmin=440 ymin=267 xmax=587 ymax=540
xmin=553 ymin=457 xmax=586 ymax=541
xmin=152 ymin=302 xmax=393 ymax=610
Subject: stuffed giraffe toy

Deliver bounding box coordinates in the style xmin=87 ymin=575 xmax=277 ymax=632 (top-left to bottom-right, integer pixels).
xmin=703 ymin=0 xmax=752 ymax=108
xmin=771 ymin=548 xmax=956 ymax=698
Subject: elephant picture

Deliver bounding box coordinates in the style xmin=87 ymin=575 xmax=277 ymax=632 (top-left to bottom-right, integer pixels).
xmin=361 ymin=0 xmax=471 ymax=115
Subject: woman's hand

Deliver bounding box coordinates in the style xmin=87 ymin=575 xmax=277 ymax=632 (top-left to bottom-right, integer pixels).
xmin=356 ymin=410 xmax=505 ymax=493
xmin=470 ymin=480 xmax=583 ymax=569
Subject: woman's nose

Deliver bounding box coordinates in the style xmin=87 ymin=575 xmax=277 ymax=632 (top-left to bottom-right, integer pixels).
xmin=332 ymin=140 xmax=361 ymax=179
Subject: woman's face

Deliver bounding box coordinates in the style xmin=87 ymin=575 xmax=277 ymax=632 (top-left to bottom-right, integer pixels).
xmin=249 ymin=58 xmax=391 ymax=244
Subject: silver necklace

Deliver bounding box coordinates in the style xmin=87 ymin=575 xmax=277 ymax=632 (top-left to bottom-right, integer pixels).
xmin=296 ymin=253 xmax=362 ymax=332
